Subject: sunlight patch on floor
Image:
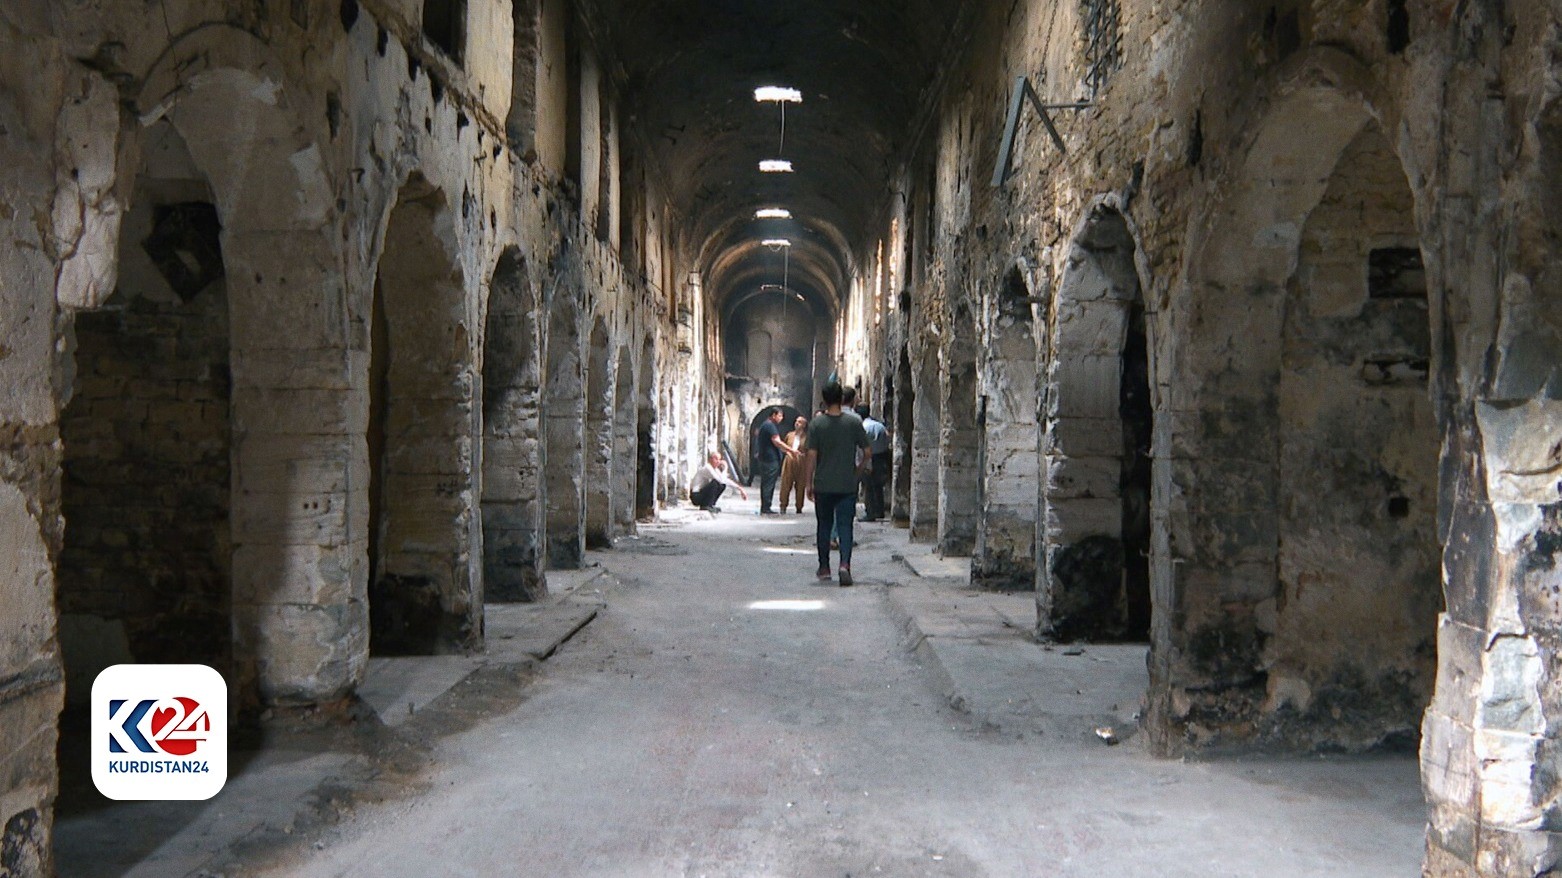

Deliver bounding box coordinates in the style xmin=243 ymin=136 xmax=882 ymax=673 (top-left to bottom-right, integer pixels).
xmin=747 ymin=599 xmax=827 ymax=611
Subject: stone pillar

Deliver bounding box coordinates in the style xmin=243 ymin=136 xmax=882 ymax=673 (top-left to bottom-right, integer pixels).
xmin=1421 ymin=33 xmax=1562 ymax=870
xmin=0 ymin=82 xmax=66 ymax=873
xmin=544 ymin=286 xmax=587 ymax=569
xmin=909 ymin=348 xmax=941 ymax=542
xmin=973 ymin=289 xmax=1039 ymax=589
xmin=611 ymin=352 xmax=638 ymax=536
xmin=584 ymin=323 xmax=615 ymax=549
xmin=937 ymin=327 xmax=981 ymax=556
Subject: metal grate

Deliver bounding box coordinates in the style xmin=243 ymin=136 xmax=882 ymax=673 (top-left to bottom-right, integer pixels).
xmin=1081 ymin=0 xmax=1122 ymax=98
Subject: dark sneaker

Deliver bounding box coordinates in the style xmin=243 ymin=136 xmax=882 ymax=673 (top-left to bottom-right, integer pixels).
xmin=709 ymin=505 xmax=721 ymax=513
xmin=760 ymin=509 xmax=779 ymax=516
xmin=816 ymin=566 xmax=832 ymax=581
xmin=838 ymin=565 xmax=853 ymax=586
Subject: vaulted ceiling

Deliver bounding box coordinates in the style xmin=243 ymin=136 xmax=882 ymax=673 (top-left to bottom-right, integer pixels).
xmin=584 ymin=0 xmax=968 ymax=317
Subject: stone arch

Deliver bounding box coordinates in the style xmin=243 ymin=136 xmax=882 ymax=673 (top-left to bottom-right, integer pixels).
xmin=610 ymin=343 xmax=637 ymax=535
xmin=973 ymin=258 xmax=1043 ymax=590
xmin=366 ymin=174 xmax=480 ymax=655
xmin=59 ymin=119 xmax=234 ymax=701
xmin=130 ymin=30 xmax=353 ymax=706
xmin=1041 ymin=205 xmax=1152 ymax=640
xmin=481 ymin=247 xmax=545 ymax=601
xmin=1148 ymin=49 xmax=1438 ymax=754
xmin=748 ymin=404 xmax=804 ymax=462
xmin=635 ymin=335 xmax=658 ymax=521
xmin=1266 ymin=120 xmax=1440 ymax=750
xmin=584 ymin=318 xmax=615 ymax=548
xmin=544 ymin=281 xmax=587 ymax=569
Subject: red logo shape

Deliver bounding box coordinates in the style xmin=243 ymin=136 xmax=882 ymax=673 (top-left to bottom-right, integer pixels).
xmin=149 ymin=697 xmax=208 ymax=756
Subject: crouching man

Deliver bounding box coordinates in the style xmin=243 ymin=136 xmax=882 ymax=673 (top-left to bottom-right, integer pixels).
xmin=690 ymin=451 xmax=747 ymax=513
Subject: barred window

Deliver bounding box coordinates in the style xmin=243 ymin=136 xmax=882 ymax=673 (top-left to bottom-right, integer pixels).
xmin=1082 ymin=0 xmax=1123 ymax=97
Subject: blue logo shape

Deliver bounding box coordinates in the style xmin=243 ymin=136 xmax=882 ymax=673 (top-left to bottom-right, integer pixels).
xmin=107 ymin=699 xmax=157 ymax=754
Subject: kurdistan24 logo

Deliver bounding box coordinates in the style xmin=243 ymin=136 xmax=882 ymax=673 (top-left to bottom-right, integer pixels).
xmin=107 ymin=696 xmax=212 ymax=758
xmin=93 ymin=664 xmax=228 ymax=800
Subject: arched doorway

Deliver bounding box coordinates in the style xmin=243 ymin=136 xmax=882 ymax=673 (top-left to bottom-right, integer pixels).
xmin=748 ymin=404 xmax=803 ymax=480
xmin=1149 ymin=55 xmax=1441 ymax=754
xmin=1270 ymin=120 xmax=1440 ymax=750
xmin=481 ymin=247 xmax=544 ymax=601
xmin=1041 ymin=206 xmax=1152 ymax=641
xmin=367 ymin=175 xmax=480 ymax=655
xmin=59 ymin=119 xmax=233 ymax=699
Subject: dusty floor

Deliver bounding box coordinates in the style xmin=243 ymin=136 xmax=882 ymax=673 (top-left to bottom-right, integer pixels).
xmin=54 ymin=498 xmax=1426 ymax=877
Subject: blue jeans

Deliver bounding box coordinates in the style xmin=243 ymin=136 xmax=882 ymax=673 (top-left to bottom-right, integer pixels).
xmin=815 ymin=491 xmax=856 ymax=568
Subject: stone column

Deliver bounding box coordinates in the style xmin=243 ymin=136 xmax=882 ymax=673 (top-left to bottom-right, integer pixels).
xmin=937 ymin=325 xmax=981 ymax=556
xmin=973 ymin=293 xmax=1040 ymax=589
xmin=544 ymin=285 xmax=587 ymax=569
xmin=909 ymin=347 xmax=941 ymax=542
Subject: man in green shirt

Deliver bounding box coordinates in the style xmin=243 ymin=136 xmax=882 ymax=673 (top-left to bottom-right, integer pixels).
xmin=804 ymin=382 xmax=870 ymax=585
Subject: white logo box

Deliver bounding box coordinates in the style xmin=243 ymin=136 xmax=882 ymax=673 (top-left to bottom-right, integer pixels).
xmin=91 ymin=664 xmax=228 ymax=801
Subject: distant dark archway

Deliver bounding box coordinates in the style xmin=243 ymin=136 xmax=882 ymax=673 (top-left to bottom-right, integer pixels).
xmin=746 ymin=404 xmax=804 ymax=481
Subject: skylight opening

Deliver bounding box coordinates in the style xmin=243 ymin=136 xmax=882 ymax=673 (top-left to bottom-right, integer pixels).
xmin=754 ymin=86 xmax=803 ymax=103
xmin=755 ymin=208 xmax=792 ymax=219
xmin=759 ymin=160 xmax=794 ymax=173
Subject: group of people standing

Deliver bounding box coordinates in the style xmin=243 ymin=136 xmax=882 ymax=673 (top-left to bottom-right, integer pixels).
xmin=688 ymin=381 xmax=891 ymax=586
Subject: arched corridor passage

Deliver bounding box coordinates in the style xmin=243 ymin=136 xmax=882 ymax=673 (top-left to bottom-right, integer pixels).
xmin=10 ymin=2 xmax=1560 ymax=876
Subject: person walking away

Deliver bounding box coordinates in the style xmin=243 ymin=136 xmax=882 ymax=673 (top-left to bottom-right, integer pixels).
xmin=689 ymin=451 xmax=747 ymax=512
xmin=828 ymin=385 xmax=860 ymax=545
xmin=778 ymin=415 xmax=809 ymax=513
xmin=805 ymin=383 xmax=870 ymax=585
xmin=856 ymin=404 xmax=891 ymax=521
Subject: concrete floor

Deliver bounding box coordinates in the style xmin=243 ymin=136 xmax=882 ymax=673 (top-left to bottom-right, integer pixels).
xmin=55 ymin=497 xmax=1428 ymax=876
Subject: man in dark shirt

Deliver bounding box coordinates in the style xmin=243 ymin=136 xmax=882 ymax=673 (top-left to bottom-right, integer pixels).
xmin=754 ymin=409 xmax=795 ymax=514
xmin=805 ymin=383 xmax=870 ymax=585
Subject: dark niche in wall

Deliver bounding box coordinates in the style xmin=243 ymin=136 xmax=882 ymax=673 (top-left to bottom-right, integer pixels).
xmin=1368 ymin=247 xmax=1426 ymax=299
xmin=141 ymin=202 xmax=224 ymax=301
xmin=1386 ymin=0 xmax=1410 ymax=54
xmin=423 ymin=0 xmax=467 ymax=64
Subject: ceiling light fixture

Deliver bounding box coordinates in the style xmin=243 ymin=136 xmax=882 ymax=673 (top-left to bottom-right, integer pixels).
xmin=762 ymin=239 xmax=792 ymax=248
xmin=754 ymin=86 xmax=803 ymax=103
xmin=755 ymin=208 xmax=792 ymax=219
xmin=759 ymin=159 xmax=794 ymax=173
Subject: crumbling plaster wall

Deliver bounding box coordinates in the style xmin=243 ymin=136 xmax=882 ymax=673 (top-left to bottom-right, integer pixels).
xmin=842 ymin=2 xmax=1562 ymax=874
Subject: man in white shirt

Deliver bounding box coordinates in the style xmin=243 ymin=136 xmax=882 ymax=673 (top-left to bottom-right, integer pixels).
xmin=689 ymin=452 xmax=747 ymax=513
